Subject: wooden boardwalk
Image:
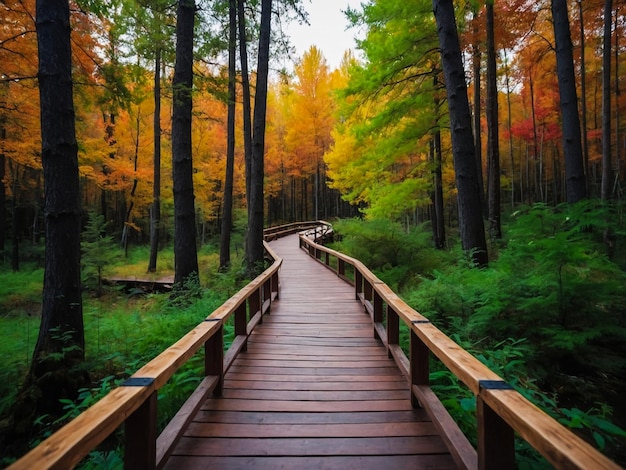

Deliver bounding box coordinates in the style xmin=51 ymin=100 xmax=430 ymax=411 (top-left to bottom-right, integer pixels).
xmin=164 ymin=235 xmax=458 ymax=469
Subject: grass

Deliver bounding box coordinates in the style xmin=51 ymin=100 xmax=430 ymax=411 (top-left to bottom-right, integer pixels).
xmin=0 ymin=240 xmax=246 ymax=466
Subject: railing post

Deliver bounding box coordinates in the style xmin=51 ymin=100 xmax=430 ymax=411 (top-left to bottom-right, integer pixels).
xmin=364 ymin=279 xmax=373 ymax=315
xmin=355 ymin=269 xmax=363 ymax=300
xmin=234 ymin=303 xmax=247 ymax=352
xmin=271 ymin=270 xmax=280 ymax=300
xmin=205 ymin=321 xmax=224 ymax=396
xmin=477 ymin=383 xmax=515 ymax=469
xmin=410 ymin=323 xmax=430 ymax=408
xmin=387 ymin=305 xmax=399 ymax=358
xmin=124 ymin=388 xmax=157 ymax=469
xmin=325 ymin=251 xmax=330 ymax=266
xmin=373 ymin=291 xmax=383 ymax=339
xmin=249 ymin=287 xmax=261 ymax=324
xmin=263 ymin=278 xmax=271 ymax=314
xmin=338 ymin=259 xmax=345 ymax=278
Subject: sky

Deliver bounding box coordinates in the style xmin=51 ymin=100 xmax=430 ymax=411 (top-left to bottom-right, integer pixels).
xmin=281 ymin=0 xmax=363 ymax=71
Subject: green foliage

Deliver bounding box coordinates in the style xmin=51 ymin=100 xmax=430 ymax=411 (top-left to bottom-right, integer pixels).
xmin=408 ymin=202 xmax=626 ymax=369
xmin=82 ymin=212 xmax=121 ymax=296
xmin=330 ymin=218 xmax=452 ymax=290
xmin=331 ymin=202 xmax=626 ymax=463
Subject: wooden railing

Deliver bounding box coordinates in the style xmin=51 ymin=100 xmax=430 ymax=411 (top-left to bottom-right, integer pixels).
xmin=262 ymin=220 xmax=329 ymax=241
xmin=299 ymin=224 xmax=620 ymax=470
xmin=9 ymin=240 xmax=282 ymax=470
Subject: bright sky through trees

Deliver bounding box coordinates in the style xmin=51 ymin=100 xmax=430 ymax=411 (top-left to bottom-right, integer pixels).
xmin=282 ymin=0 xmax=362 ymax=70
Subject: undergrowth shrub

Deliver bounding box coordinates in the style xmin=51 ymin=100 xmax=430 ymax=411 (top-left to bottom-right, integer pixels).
xmin=330 ymin=218 xmax=452 ymax=289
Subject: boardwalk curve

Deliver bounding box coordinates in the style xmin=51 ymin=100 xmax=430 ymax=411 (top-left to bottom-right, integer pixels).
xmin=164 ymin=234 xmax=458 ymax=469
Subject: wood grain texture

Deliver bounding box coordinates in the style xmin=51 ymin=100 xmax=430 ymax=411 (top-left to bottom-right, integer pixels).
xmin=163 ymin=234 xmax=460 ymax=469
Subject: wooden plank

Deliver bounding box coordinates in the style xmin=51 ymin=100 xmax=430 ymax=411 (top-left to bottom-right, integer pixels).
xmin=225 ymin=366 xmax=403 ymax=376
xmin=216 ymin=389 xmax=410 ymax=401
xmin=160 ymin=234 xmax=466 ymax=469
xmin=193 ymin=410 xmax=431 ymax=424
xmin=164 ymin=454 xmax=457 ymax=470
xmin=236 ymin=352 xmax=391 ymax=361
xmin=232 ymin=358 xmax=396 ymax=368
xmin=224 ymin=373 xmax=406 ymax=382
xmin=199 ymin=399 xmax=414 ymax=413
xmin=223 ymin=379 xmax=409 ymax=391
xmin=184 ymin=421 xmax=438 ymax=438
xmin=172 ymin=436 xmax=451 ymax=456
xmin=414 ymin=385 xmax=477 ymax=470
xmin=156 ymin=376 xmax=219 ymax=468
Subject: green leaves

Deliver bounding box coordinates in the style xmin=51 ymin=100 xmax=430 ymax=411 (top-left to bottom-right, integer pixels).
xmin=325 ymin=0 xmax=444 ymax=221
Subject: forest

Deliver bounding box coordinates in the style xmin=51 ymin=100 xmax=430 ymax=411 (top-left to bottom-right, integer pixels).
xmin=1 ymin=0 xmax=626 ymax=466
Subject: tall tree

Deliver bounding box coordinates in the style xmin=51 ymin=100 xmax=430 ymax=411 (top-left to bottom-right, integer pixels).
xmin=30 ymin=0 xmax=85 ymax=415
xmin=172 ymin=0 xmax=199 ymax=284
xmin=238 ymin=0 xmax=253 ymax=207
xmin=600 ymin=0 xmax=612 ymax=200
xmin=577 ymin=0 xmax=590 ymax=195
xmin=247 ymin=0 xmax=272 ymax=274
xmin=220 ymin=0 xmax=237 ymax=270
xmin=433 ymin=0 xmax=488 ymax=266
xmin=471 ymin=8 xmax=486 ymax=215
xmin=551 ymin=0 xmax=586 ymax=203
xmin=0 ymin=82 xmax=6 ymax=257
xmin=486 ymin=1 xmax=501 ymax=239
xmin=148 ymin=47 xmax=162 ymax=272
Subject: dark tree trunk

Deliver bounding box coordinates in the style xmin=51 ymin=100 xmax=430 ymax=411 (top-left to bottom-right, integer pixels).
xmin=551 ymin=0 xmax=587 ymax=203
xmin=238 ymin=0 xmax=253 ymax=207
xmin=504 ymin=50 xmax=515 ymax=207
xmin=577 ymin=0 xmax=590 ymax=195
xmin=220 ymin=0 xmax=237 ymax=271
xmin=122 ymin=107 xmax=141 ymax=254
xmin=616 ymin=7 xmax=621 ymax=185
xmin=433 ymin=0 xmax=488 ymax=267
xmin=172 ymin=0 xmax=199 ymax=284
xmin=486 ymin=3 xmax=501 ymax=239
xmin=247 ymin=0 xmax=272 ymax=275
xmin=472 ymin=10 xmax=485 ymax=216
xmin=0 ymin=150 xmax=4 ymax=257
xmin=431 ymin=132 xmax=446 ymax=250
xmin=11 ymin=167 xmax=19 ymax=272
xmin=30 ymin=0 xmax=85 ymax=416
xmin=601 ymin=0 xmax=612 ymax=200
xmin=148 ymin=48 xmax=162 ymax=272
xmin=432 ymin=77 xmax=446 ymax=250
xmin=0 ymin=84 xmax=6 ymax=256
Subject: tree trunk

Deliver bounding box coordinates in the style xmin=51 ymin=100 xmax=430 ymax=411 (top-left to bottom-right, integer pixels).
xmin=238 ymin=0 xmax=253 ymax=208
xmin=551 ymin=0 xmax=587 ymax=203
xmin=246 ymin=0 xmax=272 ymax=275
xmin=600 ymin=0 xmax=612 ymax=200
xmin=577 ymin=0 xmax=590 ymax=196
xmin=472 ymin=10 xmax=485 ymax=216
xmin=433 ymin=0 xmax=488 ymax=267
xmin=615 ymin=6 xmax=621 ymax=189
xmin=504 ymin=50 xmax=515 ymax=207
xmin=148 ymin=48 xmax=162 ymax=272
xmin=0 ymin=82 xmax=6 ymax=256
xmin=220 ymin=0 xmax=237 ymax=271
xmin=10 ymin=164 xmax=19 ymax=272
xmin=30 ymin=0 xmax=85 ymax=417
xmin=486 ymin=3 xmax=501 ymax=239
xmin=172 ymin=0 xmax=199 ymax=284
xmin=122 ymin=106 xmax=141 ymax=255
xmin=432 ymin=76 xmax=446 ymax=250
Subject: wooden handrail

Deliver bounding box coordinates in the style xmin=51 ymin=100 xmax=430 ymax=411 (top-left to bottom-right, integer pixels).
xmin=298 ymin=232 xmax=620 ymax=470
xmin=9 ymin=241 xmax=283 ymax=470
xmin=262 ymin=220 xmax=329 ymax=241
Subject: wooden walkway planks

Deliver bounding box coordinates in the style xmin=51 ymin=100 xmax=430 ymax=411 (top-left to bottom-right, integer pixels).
xmin=164 ymin=235 xmax=458 ymax=469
